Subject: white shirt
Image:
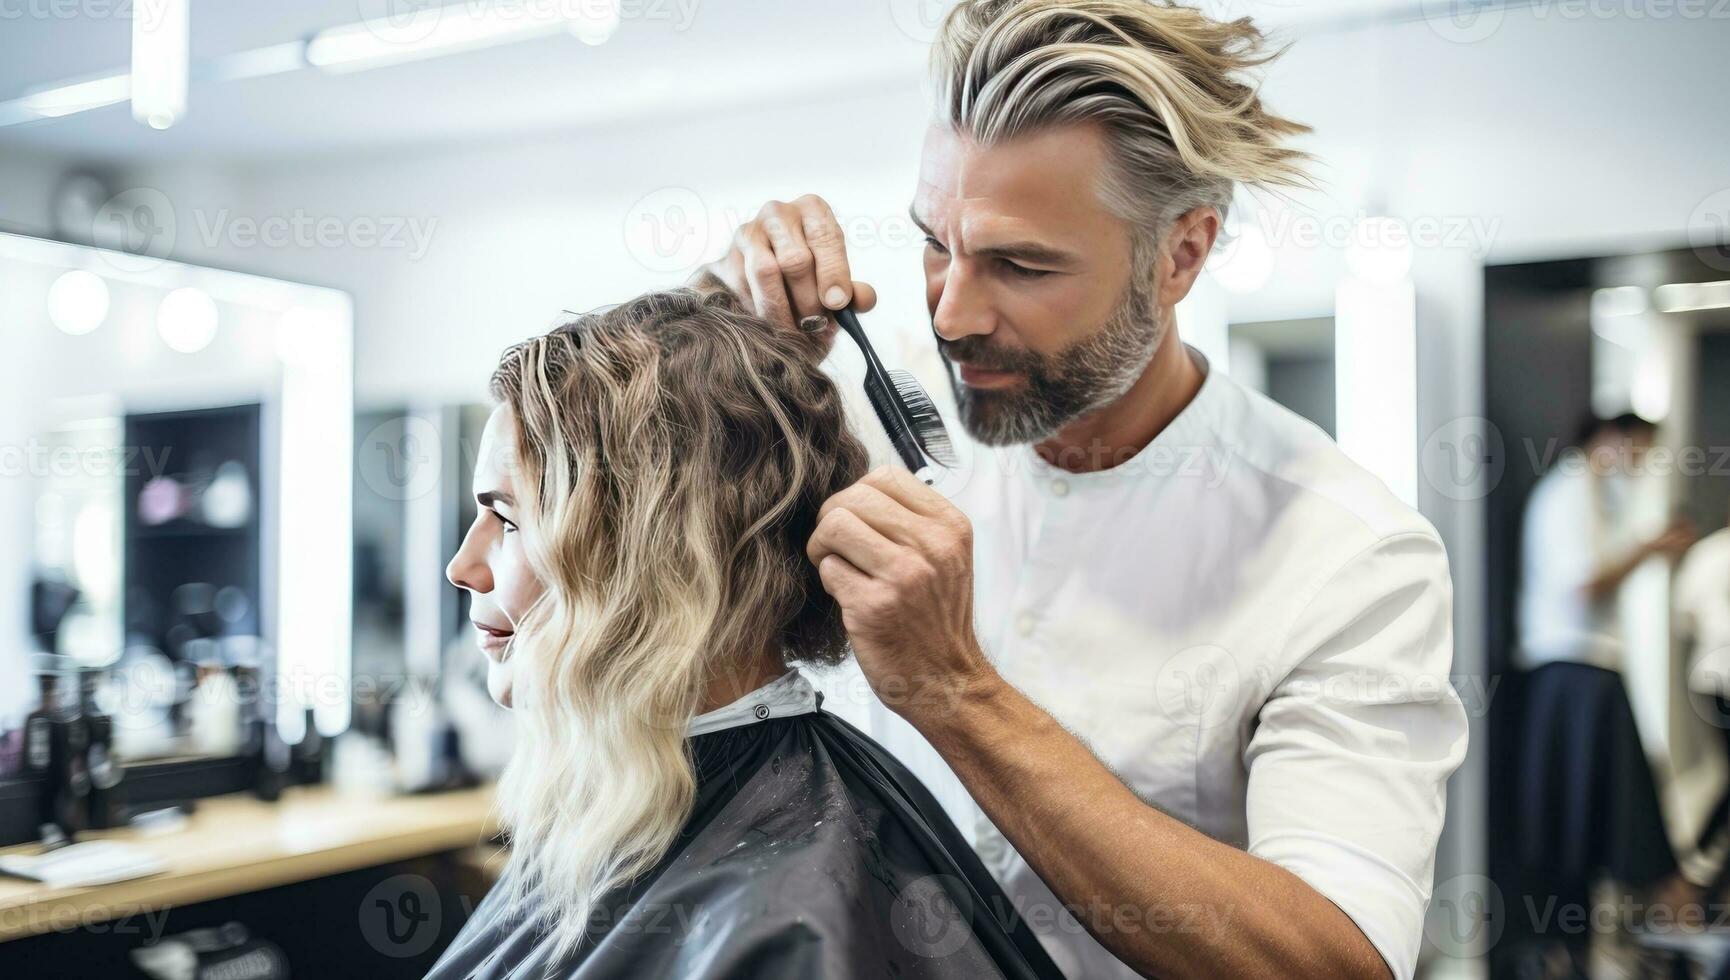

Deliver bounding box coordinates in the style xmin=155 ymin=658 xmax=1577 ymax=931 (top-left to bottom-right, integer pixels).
xmin=1677 ymin=529 xmax=1730 ymax=696
xmin=864 ymin=349 xmax=1468 ymax=980
xmin=1516 ymin=466 xmax=1636 ymax=669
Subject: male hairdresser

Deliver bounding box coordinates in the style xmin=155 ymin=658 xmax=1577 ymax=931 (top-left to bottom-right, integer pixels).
xmin=697 ymin=2 xmax=1466 ymax=977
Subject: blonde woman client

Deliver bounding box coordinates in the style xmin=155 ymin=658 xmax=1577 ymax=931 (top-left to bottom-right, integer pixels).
xmin=427 ymin=288 xmax=1058 ymax=980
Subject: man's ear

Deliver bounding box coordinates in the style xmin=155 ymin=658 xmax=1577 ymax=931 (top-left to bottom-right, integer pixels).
xmin=1156 ymin=205 xmax=1222 ymax=307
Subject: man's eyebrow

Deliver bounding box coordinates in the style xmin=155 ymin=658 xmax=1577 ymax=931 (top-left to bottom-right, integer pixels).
xmin=907 ymin=204 xmax=1076 ymax=268
xmin=476 ymin=490 xmax=515 ymax=509
xmin=976 ymin=240 xmax=1077 ymax=267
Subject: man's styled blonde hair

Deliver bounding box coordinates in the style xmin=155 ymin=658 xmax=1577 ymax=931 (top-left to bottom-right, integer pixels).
xmin=933 ymin=0 xmax=1313 ymax=260
xmin=487 ymin=288 xmax=868 ymax=961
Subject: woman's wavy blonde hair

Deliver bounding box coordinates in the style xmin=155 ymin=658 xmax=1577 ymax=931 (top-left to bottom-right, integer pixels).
xmin=487 ymin=287 xmax=868 ymax=961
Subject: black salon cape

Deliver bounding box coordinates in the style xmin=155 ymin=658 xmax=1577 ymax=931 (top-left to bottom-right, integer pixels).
xmin=423 ymin=708 xmax=1063 ymax=980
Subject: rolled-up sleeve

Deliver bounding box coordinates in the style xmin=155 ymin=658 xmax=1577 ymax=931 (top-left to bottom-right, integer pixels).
xmin=1244 ymin=530 xmax=1469 ymax=980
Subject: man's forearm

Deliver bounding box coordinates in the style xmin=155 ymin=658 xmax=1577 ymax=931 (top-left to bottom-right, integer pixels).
xmin=914 ymin=668 xmax=1391 ymax=980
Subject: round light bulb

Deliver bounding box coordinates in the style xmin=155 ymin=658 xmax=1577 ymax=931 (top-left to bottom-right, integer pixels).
xmin=1207 ymin=224 xmax=1274 ymax=294
xmin=157 ymin=286 xmax=219 ymax=354
xmin=47 ymin=269 xmax=110 ymax=335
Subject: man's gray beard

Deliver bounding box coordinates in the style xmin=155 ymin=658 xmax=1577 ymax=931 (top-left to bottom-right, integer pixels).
xmin=945 ymin=279 xmax=1162 ymax=447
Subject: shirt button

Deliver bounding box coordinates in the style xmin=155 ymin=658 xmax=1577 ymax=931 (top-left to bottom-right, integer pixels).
xmin=1015 ymin=613 xmax=1036 ymax=637
xmin=1050 ymin=479 xmax=1070 ymax=497
xmin=752 ymin=704 xmax=770 ymax=720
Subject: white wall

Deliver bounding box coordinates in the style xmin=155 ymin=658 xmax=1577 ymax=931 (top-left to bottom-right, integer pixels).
xmin=120 ymin=81 xmax=937 ymax=409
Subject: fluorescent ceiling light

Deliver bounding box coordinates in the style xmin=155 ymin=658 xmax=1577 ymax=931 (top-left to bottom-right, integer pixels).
xmin=306 ymin=0 xmax=615 ymax=72
xmin=21 ymin=74 xmax=130 ymax=118
xmin=5 ymin=0 xmax=622 ymax=126
xmin=131 ymin=0 xmax=189 ymax=129
xmin=1654 ymin=279 xmax=1730 ymax=314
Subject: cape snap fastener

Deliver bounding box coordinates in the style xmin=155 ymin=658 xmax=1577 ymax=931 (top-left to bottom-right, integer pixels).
xmin=753 ymin=704 xmax=770 ymax=720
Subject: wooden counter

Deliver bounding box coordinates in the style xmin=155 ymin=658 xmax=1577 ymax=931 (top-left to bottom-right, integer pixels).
xmin=0 ymin=784 xmax=498 ymax=943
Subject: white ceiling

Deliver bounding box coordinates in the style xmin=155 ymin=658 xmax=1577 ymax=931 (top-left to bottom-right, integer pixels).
xmin=0 ymin=0 xmax=1433 ymax=165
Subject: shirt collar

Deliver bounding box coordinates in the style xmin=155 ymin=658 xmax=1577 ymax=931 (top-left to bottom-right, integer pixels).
xmin=685 ymin=669 xmax=820 ymax=738
xmin=1021 ymin=344 xmax=1225 ymax=484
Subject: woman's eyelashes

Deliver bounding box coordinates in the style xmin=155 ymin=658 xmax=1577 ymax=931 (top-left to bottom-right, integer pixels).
xmin=489 ymin=508 xmax=519 ymax=534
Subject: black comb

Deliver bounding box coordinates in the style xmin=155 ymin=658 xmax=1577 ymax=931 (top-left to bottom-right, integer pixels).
xmin=833 ymin=305 xmax=957 ymax=484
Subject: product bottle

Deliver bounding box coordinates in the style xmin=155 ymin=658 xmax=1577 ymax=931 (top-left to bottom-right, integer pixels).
xmin=24 ymin=673 xmax=59 ymax=832
xmin=49 ymin=672 xmax=90 ymax=839
xmin=22 ymin=674 xmax=56 ymax=776
xmin=253 ymin=722 xmax=292 ymax=802
xmin=82 ymin=671 xmax=126 ymax=830
xmin=292 ymin=707 xmax=325 ymax=786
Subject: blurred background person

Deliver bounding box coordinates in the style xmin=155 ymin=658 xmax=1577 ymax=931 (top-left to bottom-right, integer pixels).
xmin=1518 ymin=413 xmax=1696 ymax=672
xmin=1680 ymin=500 xmax=1730 ymax=706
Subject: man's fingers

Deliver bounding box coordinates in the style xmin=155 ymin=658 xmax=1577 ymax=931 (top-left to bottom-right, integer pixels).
xmin=737 ymin=223 xmax=794 ymax=330
xmin=807 ymin=504 xmax=900 ymax=577
xmin=796 ymin=195 xmax=856 ymax=314
xmin=860 ymin=465 xmax=953 ymax=520
xmin=814 ymin=552 xmax=871 ymax=600
xmin=760 ymin=203 xmax=826 ymax=323
xmin=849 ymin=280 xmax=878 ymax=313
xmin=702 ymin=195 xmax=866 ymax=333
xmin=815 ymin=483 xmax=926 ymax=549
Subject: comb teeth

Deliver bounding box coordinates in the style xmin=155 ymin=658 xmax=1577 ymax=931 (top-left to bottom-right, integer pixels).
xmin=860 ymin=373 xmax=919 ymax=470
xmin=889 ymin=369 xmax=959 ymax=468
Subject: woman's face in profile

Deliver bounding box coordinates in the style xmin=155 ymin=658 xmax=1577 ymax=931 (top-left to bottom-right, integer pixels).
xmin=446 ymin=406 xmax=544 ymax=707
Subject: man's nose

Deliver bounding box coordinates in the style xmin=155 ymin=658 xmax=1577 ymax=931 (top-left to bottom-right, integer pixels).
xmin=931 ymin=264 xmax=995 ymax=342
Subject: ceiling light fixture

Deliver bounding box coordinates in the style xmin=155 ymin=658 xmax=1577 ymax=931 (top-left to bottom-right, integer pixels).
xmin=131 ymin=0 xmax=190 ymax=129
xmin=306 ymin=0 xmax=619 ymax=73
xmin=21 ymin=74 xmax=130 ymax=119
xmin=1653 ymin=279 xmax=1730 ymax=314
